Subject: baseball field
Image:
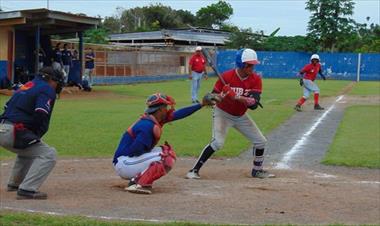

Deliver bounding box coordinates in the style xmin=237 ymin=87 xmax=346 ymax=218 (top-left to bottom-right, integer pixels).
xmin=1 ymin=78 xmax=379 ymax=225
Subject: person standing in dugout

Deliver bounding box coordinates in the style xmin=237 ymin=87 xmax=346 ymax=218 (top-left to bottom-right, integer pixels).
xmin=294 ymin=54 xmax=326 ymax=112
xmin=113 ymin=92 xmax=220 ymax=194
xmin=186 ymin=48 xmax=275 ymax=179
xmin=0 ymin=67 xmax=64 ymax=199
xmin=189 ymin=46 xmax=208 ymax=104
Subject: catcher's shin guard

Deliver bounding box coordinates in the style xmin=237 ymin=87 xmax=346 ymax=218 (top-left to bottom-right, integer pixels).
xmin=137 ymin=143 xmax=176 ymax=186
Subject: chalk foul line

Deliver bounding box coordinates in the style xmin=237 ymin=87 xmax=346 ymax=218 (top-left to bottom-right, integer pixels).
xmin=275 ymin=95 xmax=345 ymax=169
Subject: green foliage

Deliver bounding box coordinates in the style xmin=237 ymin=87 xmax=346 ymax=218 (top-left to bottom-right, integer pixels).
xmin=102 ymin=16 xmax=122 ymax=34
xmin=225 ymin=27 xmax=264 ymax=49
xmin=323 ymin=105 xmax=380 ymax=168
xmin=84 ymin=28 xmax=108 ymax=44
xmin=259 ymin=36 xmax=317 ymax=52
xmin=305 ymin=0 xmax=356 ymax=52
xmin=195 ymin=0 xmax=233 ymax=28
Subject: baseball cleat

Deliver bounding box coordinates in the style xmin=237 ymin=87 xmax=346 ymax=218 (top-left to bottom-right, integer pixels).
xmin=294 ymin=104 xmax=302 ymax=112
xmin=7 ymin=184 xmax=19 ymax=192
xmin=186 ymin=170 xmax=201 ymax=179
xmin=125 ymin=184 xmax=152 ymax=194
xmin=16 ymin=189 xmax=48 ymax=200
xmin=251 ymin=169 xmax=275 ymax=179
xmin=314 ymin=104 xmax=324 ymax=110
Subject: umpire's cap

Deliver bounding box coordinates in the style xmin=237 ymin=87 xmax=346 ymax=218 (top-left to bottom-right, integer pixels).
xmin=145 ymin=93 xmax=175 ymax=114
xmin=39 ymin=66 xmax=64 ymax=83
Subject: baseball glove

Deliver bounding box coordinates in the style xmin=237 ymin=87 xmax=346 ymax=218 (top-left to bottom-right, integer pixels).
xmin=299 ymin=78 xmax=304 ymax=86
xmin=202 ymin=93 xmax=222 ymax=106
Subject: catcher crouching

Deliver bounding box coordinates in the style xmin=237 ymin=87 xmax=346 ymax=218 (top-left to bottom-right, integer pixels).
xmin=112 ymin=92 xmax=220 ymax=194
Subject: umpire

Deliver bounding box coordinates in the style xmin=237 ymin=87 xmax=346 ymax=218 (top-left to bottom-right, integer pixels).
xmin=0 ymin=66 xmax=64 ymax=200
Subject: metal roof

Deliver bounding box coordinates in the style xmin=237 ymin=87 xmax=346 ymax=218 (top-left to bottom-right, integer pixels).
xmin=108 ymin=28 xmax=231 ymax=45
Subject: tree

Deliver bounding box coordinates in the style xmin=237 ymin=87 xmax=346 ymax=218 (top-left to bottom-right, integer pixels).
xmin=306 ymin=0 xmax=356 ymax=52
xmin=225 ymin=28 xmax=264 ymax=49
xmin=196 ymin=1 xmax=233 ymax=28
xmin=102 ymin=16 xmax=122 ymax=34
xmin=84 ymin=28 xmax=108 ymax=44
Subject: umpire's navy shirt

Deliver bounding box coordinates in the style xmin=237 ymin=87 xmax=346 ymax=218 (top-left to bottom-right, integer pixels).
xmin=0 ymin=77 xmax=56 ymax=131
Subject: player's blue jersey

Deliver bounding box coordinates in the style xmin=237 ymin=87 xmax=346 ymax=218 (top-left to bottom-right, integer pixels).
xmin=0 ymin=77 xmax=56 ymax=130
xmin=113 ymin=104 xmax=202 ymax=164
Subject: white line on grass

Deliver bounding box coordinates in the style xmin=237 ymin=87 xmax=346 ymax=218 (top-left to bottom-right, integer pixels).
xmin=275 ymin=95 xmax=345 ymax=169
xmin=2 ymin=206 xmax=164 ymax=223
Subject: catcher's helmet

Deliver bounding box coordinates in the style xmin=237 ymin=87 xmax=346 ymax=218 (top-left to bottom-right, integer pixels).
xmin=145 ymin=93 xmax=175 ymax=114
xmin=236 ymin=48 xmax=260 ymax=68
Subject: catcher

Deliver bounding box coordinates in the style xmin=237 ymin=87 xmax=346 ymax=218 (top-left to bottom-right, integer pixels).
xmin=112 ymin=92 xmax=220 ymax=194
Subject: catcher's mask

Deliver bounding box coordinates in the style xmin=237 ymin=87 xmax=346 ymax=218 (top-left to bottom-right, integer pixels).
xmin=145 ymin=93 xmax=175 ymax=114
xmin=39 ymin=66 xmax=65 ymax=94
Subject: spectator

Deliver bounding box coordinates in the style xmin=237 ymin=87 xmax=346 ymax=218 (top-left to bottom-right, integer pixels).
xmin=84 ymin=48 xmax=95 ymax=86
xmin=61 ymin=44 xmax=72 ymax=84
xmin=52 ymin=43 xmax=63 ymax=71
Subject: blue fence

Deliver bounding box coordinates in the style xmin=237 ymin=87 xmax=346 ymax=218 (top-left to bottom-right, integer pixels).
xmin=216 ymin=50 xmax=380 ymax=81
xmin=93 ymin=74 xmax=188 ymax=85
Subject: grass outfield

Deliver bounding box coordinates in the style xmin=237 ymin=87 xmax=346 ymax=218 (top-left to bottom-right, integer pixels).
xmin=349 ymin=81 xmax=380 ymax=95
xmin=0 ymin=211 xmax=221 ymax=226
xmin=322 ymin=105 xmax=380 ymax=168
xmin=0 ymin=78 xmax=350 ymax=159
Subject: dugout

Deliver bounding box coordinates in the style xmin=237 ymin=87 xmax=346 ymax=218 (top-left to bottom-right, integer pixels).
xmin=0 ymin=8 xmax=100 ymax=88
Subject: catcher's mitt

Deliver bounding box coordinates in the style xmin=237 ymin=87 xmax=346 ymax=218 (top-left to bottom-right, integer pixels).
xmin=202 ymin=93 xmax=222 ymax=106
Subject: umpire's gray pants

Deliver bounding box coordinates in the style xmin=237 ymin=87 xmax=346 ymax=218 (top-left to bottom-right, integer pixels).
xmin=210 ymin=107 xmax=267 ymax=151
xmin=0 ymin=122 xmax=56 ymax=192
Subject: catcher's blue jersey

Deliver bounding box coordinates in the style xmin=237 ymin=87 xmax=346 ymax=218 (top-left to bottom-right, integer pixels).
xmin=113 ymin=104 xmax=202 ymax=164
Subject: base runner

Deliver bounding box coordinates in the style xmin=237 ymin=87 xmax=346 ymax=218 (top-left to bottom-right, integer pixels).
xmin=113 ymin=93 xmax=219 ymax=194
xmin=186 ymin=48 xmax=275 ymax=180
xmin=294 ymin=54 xmax=326 ymax=112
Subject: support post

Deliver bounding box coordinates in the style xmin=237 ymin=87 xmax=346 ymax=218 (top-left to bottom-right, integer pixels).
xmin=35 ymin=24 xmax=40 ymax=73
xmin=79 ymin=31 xmax=83 ymax=82
xmin=356 ymin=53 xmax=361 ymax=82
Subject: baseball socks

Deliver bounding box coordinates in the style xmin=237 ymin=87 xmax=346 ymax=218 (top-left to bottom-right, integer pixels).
xmin=314 ymin=93 xmax=324 ymax=110
xmin=251 ymin=148 xmax=275 ymax=179
xmin=186 ymin=144 xmax=215 ymax=179
xmin=295 ymin=97 xmax=306 ymax=111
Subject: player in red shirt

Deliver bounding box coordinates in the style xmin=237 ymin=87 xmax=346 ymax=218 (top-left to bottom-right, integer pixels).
xmin=295 ymin=54 xmax=326 ymax=111
xmin=189 ymin=46 xmax=208 ymax=103
xmin=186 ymin=48 xmax=275 ymax=179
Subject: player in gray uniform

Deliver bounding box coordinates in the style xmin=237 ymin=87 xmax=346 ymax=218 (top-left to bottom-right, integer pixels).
xmin=186 ymin=48 xmax=275 ymax=179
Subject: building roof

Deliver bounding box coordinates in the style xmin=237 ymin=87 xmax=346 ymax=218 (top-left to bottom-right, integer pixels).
xmin=0 ymin=8 xmax=100 ymax=34
xmin=108 ymin=28 xmax=231 ymax=46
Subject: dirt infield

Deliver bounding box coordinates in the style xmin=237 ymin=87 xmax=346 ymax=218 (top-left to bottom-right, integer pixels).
xmin=1 ymin=92 xmax=379 ymax=225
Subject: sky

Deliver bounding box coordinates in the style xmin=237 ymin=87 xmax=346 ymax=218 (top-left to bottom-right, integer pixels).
xmin=1 ymin=0 xmax=379 ymax=36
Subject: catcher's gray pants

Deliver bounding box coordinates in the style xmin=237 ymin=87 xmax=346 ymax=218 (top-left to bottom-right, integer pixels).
xmin=210 ymin=107 xmax=267 ymax=151
xmin=0 ymin=122 xmax=56 ymax=192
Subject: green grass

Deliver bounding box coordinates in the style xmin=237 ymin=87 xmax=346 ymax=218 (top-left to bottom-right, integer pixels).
xmin=0 ymin=210 xmax=218 ymax=226
xmin=322 ymin=105 xmax=380 ymax=168
xmin=0 ymin=78 xmax=350 ymax=159
xmin=349 ymin=81 xmax=380 ymax=95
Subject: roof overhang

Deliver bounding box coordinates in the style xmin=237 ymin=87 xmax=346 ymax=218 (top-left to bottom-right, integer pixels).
xmin=0 ymin=8 xmax=100 ymax=35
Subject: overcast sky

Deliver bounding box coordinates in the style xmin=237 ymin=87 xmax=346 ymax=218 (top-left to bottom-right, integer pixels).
xmin=1 ymin=0 xmax=379 ymax=36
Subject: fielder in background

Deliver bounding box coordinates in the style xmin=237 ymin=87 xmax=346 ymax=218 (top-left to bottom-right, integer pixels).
xmin=189 ymin=46 xmax=208 ymax=104
xmin=113 ymin=92 xmax=220 ymax=194
xmin=294 ymin=54 xmax=326 ymax=112
xmin=186 ymin=48 xmax=275 ymax=179
xmin=0 ymin=67 xmax=64 ymax=200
